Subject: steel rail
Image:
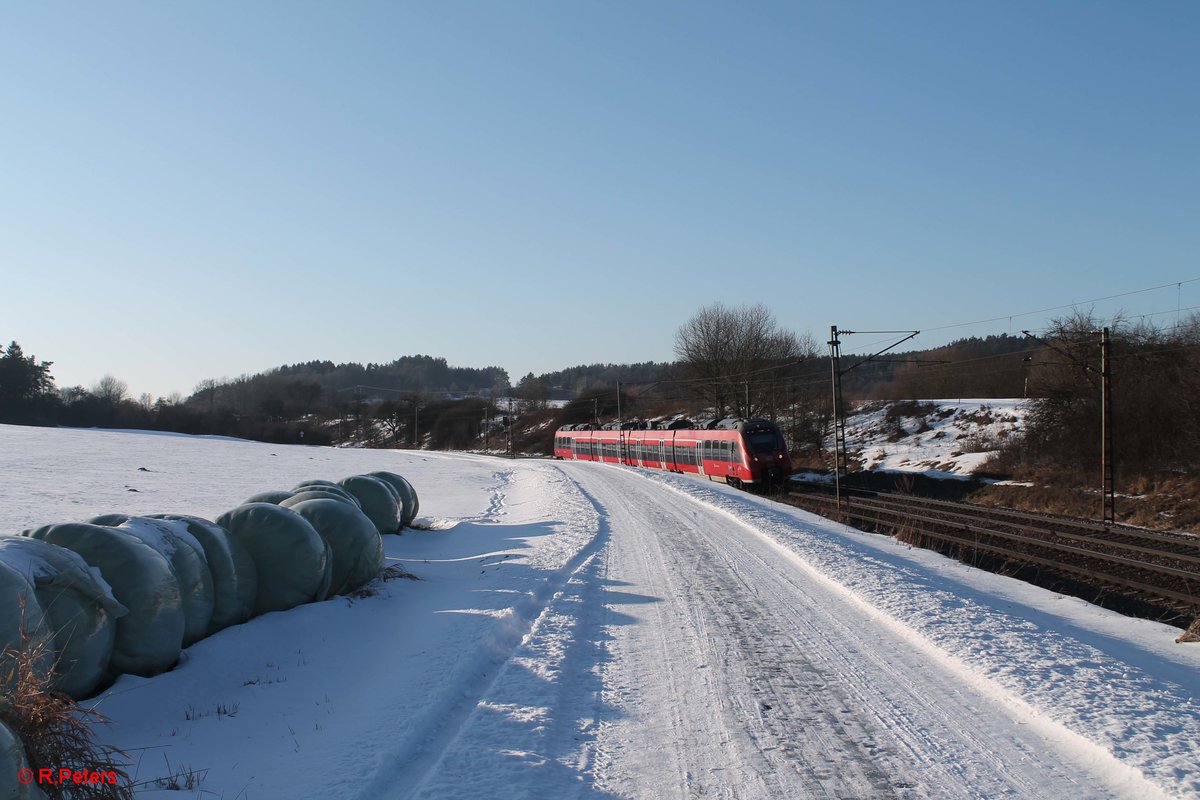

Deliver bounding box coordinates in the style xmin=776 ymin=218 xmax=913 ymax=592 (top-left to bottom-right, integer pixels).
xmin=780 ymin=488 xmax=1200 ymax=612
xmin=802 ymin=482 xmax=1200 ymax=550
xmin=814 ymin=493 xmax=1200 ymax=570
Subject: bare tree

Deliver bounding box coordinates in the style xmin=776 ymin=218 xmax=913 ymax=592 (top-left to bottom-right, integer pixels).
xmin=92 ymin=374 xmax=128 ymax=405
xmin=1012 ymin=310 xmax=1200 ymax=480
xmin=674 ymin=303 xmax=816 ymax=418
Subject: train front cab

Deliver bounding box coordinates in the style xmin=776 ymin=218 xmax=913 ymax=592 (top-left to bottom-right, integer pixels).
xmin=737 ymin=419 xmax=792 ymax=488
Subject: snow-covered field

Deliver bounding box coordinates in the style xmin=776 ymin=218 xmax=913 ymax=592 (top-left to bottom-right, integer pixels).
xmin=2 ymin=424 xmax=1198 ymax=799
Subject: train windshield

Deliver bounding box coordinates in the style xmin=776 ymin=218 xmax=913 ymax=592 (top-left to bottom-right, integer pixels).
xmin=746 ymin=430 xmax=780 ymax=454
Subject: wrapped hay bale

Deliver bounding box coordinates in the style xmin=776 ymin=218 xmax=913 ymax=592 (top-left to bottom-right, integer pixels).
xmin=401 ymin=475 xmax=419 ymax=524
xmin=26 ymin=523 xmax=184 ymax=678
xmin=293 ymin=479 xmax=342 ymax=491
xmin=366 ymin=472 xmax=419 ymax=528
xmin=291 ymin=481 xmax=361 ymax=507
xmin=0 ymin=537 xmax=127 ymax=699
xmin=338 ymin=476 xmax=400 ymax=535
xmin=148 ymin=515 xmax=257 ymax=634
xmin=214 ymin=504 xmax=327 ymax=616
xmin=87 ymin=513 xmax=131 ymax=527
xmin=110 ymin=519 xmax=214 ymax=648
xmin=0 ymin=718 xmax=46 ymax=800
xmin=0 ymin=560 xmax=53 ymax=690
xmin=242 ymin=490 xmax=293 ymax=505
xmin=314 ymin=538 xmax=333 ymax=602
xmin=289 ymin=499 xmax=384 ymax=597
xmin=280 ymin=489 xmax=360 ymax=510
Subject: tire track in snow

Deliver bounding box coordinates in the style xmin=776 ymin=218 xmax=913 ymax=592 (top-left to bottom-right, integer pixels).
xmin=568 ymin=463 xmax=1138 ymax=799
xmin=350 ymin=464 xmax=611 ymax=800
xmin=579 ymin=465 xmax=902 ymax=798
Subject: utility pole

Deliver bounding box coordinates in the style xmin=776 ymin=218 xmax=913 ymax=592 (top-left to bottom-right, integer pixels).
xmin=828 ymin=326 xmax=847 ymax=510
xmin=1101 ymin=327 xmax=1115 ymax=524
xmin=616 ymin=381 xmax=623 ymax=464
xmin=413 ymin=402 xmax=419 ymax=450
xmin=828 ymin=326 xmax=920 ymax=512
xmin=1023 ymin=329 xmax=1116 ymax=525
xmin=744 ymin=381 xmax=749 ymax=418
xmin=483 ymin=406 xmax=490 ymax=452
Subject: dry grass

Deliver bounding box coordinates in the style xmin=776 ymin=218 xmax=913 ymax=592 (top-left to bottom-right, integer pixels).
xmin=1176 ymin=617 xmax=1200 ymax=643
xmin=0 ymin=639 xmax=133 ymax=800
xmin=345 ymin=563 xmax=421 ymax=603
xmin=969 ymin=474 xmax=1200 ymax=532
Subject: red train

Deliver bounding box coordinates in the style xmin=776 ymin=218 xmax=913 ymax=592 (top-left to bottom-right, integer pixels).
xmin=553 ymin=418 xmax=793 ymax=488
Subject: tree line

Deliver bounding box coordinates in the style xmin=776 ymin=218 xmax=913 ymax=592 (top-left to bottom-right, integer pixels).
xmin=7 ymin=304 xmax=1196 ymax=492
xmin=0 ymin=343 xmax=513 ymax=447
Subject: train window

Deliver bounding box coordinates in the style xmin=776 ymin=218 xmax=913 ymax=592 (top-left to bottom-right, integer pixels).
xmin=747 ymin=431 xmax=779 ymax=454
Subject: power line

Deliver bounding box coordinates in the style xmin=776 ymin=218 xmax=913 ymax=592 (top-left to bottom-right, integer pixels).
xmin=921 ymin=276 xmax=1200 ymax=335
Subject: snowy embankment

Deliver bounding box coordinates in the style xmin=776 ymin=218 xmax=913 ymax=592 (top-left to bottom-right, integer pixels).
xmin=838 ymin=399 xmax=1027 ymax=478
xmin=1 ymin=424 xmax=1197 ymax=799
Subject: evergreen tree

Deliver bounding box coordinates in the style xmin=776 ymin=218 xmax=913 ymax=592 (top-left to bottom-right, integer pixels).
xmin=0 ymin=341 xmax=56 ymax=423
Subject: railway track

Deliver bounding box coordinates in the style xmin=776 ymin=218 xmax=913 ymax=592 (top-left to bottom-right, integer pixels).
xmin=781 ymin=482 xmax=1200 ymax=625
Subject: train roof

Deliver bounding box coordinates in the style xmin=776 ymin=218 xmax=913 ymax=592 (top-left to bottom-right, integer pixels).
xmin=557 ymin=418 xmax=780 ymax=434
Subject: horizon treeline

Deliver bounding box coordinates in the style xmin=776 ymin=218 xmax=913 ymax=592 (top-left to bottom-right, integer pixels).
xmin=4 ymin=317 xmax=1198 ymax=487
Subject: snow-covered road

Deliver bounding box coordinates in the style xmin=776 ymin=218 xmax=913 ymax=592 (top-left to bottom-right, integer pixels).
xmin=544 ymin=464 xmax=1152 ymax=799
xmin=3 ymin=427 xmax=1197 ymax=799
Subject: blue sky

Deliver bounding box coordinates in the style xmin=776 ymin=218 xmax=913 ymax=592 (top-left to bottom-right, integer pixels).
xmin=2 ymin=1 xmax=1197 ymax=399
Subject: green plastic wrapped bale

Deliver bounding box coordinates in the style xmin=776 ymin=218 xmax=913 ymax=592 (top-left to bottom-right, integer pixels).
xmin=0 ymin=559 xmax=53 ymax=690
xmin=366 ymin=471 xmax=418 ymax=528
xmin=0 ymin=536 xmax=127 ymax=699
xmin=113 ymin=518 xmax=214 ymax=648
xmin=315 ymin=537 xmax=333 ymax=601
xmin=243 ymin=490 xmax=294 ymax=505
xmin=338 ymin=475 xmax=400 ymax=535
xmin=291 ymin=481 xmax=362 ymax=507
xmin=27 ymin=523 xmax=184 ymax=678
xmin=289 ymin=499 xmax=385 ymax=597
xmin=88 ymin=513 xmax=131 ymax=526
xmin=214 ymin=504 xmax=327 ymax=616
xmin=280 ymin=489 xmax=359 ymax=510
xmin=0 ymin=718 xmax=48 ymax=800
xmin=293 ymin=479 xmax=341 ymax=490
xmin=401 ymin=475 xmax=419 ymax=524
xmin=148 ymin=515 xmax=257 ymax=635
